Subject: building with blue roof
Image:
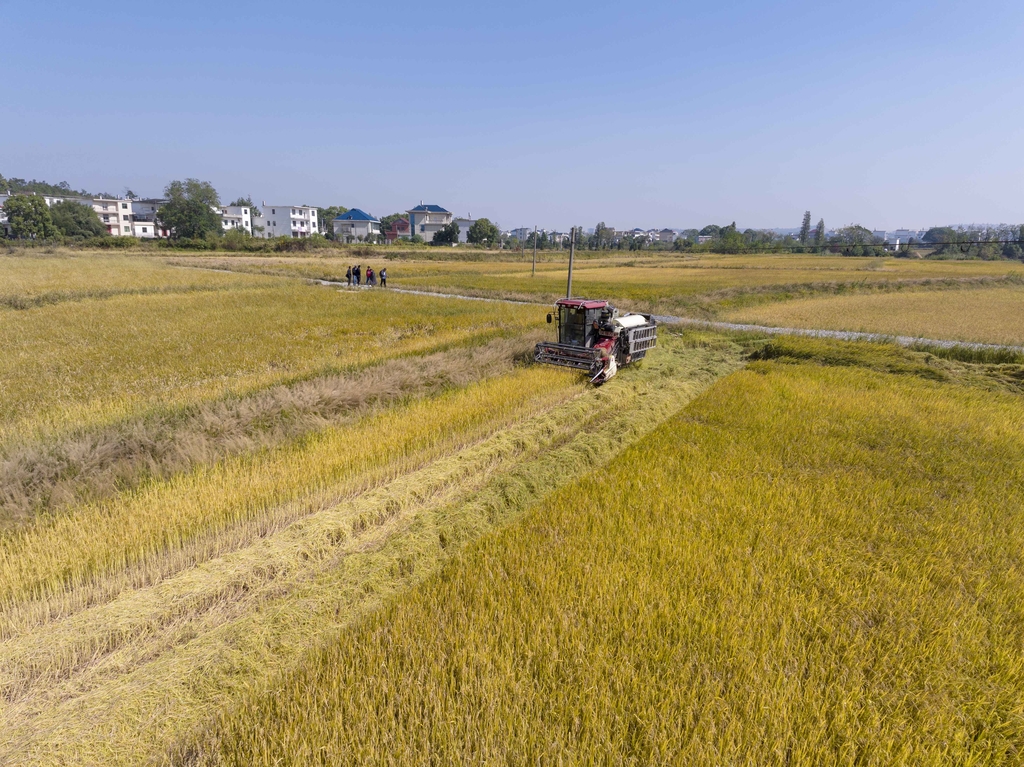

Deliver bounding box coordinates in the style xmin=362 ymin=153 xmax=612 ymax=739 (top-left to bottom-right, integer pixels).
xmin=406 ymin=203 xmax=452 ymax=242
xmin=332 ymin=208 xmax=381 ymax=243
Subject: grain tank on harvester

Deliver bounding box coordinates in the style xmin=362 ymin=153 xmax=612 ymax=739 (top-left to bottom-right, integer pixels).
xmin=533 ymin=228 xmax=657 ymax=385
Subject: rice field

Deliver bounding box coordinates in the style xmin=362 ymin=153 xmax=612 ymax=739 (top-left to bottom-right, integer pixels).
xmin=0 ymin=255 xmax=542 ymax=443
xmin=0 ymin=253 xmax=267 ymax=308
xmin=170 ymin=252 xmax=1024 ymax=319
xmin=4 ymin=251 xmax=1023 ymax=765
xmin=195 ymin=340 xmax=1024 ymax=766
xmin=0 ymin=329 xmax=743 ymax=765
xmin=724 ymin=286 xmax=1024 ymax=346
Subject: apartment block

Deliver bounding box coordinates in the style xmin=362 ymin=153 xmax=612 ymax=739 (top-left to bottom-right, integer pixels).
xmin=258 ymin=204 xmax=318 ymax=238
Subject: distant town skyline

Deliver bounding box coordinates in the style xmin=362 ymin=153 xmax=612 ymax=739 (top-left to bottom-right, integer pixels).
xmin=3 ymin=0 xmax=1022 ymax=231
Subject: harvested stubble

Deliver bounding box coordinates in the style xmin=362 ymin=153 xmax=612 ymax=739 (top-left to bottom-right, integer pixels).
xmin=196 ymin=344 xmax=1024 ymax=765
xmin=0 ymin=334 xmax=746 ymax=765
xmin=0 ymin=334 xmax=542 ymax=527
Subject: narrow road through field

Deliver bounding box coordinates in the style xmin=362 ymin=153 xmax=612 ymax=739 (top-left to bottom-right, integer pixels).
xmin=323 ymin=281 xmax=1024 ymax=354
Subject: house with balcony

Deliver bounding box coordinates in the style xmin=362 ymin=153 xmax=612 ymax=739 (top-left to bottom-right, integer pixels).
xmin=130 ymin=198 xmax=170 ymax=238
xmin=259 ymin=203 xmax=318 ymax=238
xmin=219 ymin=205 xmax=253 ymax=234
xmin=333 ymin=209 xmax=381 ymax=242
xmin=93 ymin=198 xmax=135 ymax=236
xmin=406 ymin=204 xmax=452 ymax=241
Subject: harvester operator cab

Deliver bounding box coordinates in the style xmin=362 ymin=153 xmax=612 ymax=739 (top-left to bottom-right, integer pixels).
xmin=535 ymin=298 xmax=658 ymax=384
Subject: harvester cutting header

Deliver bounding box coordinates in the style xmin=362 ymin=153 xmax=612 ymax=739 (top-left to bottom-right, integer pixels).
xmin=533 ymin=228 xmax=657 ymax=385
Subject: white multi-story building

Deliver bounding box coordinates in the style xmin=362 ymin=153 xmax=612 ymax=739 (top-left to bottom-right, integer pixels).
xmin=406 ymin=204 xmax=452 ymax=241
xmin=93 ymin=198 xmax=134 ymax=236
xmin=886 ymin=228 xmax=923 ymax=244
xmin=453 ymin=216 xmax=476 ymax=243
xmin=130 ymin=198 xmax=170 ymax=238
xmin=258 ymin=204 xmax=318 ymax=238
xmin=219 ymin=205 xmax=252 ymax=234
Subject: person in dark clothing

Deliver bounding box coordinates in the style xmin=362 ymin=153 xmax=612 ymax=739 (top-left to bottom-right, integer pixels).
xmin=366 ymin=267 xmax=375 ymax=286
xmin=380 ymin=267 xmax=387 ymax=287
xmin=345 ymin=266 xmax=352 ymax=286
xmin=353 ymin=265 xmax=361 ymax=285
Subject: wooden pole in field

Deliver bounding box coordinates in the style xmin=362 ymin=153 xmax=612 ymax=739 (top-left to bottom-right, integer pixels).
xmin=532 ymin=225 xmax=537 ymax=277
xmin=566 ymin=227 xmax=576 ymax=298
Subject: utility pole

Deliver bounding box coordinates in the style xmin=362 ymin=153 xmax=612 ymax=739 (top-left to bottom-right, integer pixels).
xmin=532 ymin=225 xmax=538 ymax=277
xmin=566 ymin=227 xmax=576 ymax=298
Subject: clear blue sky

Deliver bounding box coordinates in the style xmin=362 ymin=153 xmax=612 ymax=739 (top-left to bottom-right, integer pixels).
xmin=3 ymin=0 xmax=1022 ymax=231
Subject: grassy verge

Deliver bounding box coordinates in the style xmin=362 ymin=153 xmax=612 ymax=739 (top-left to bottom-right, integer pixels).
xmin=194 ymin=340 xmax=1024 ymax=765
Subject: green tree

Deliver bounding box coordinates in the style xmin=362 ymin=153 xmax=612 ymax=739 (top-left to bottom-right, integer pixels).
xmin=3 ymin=195 xmax=58 ymax=239
xmin=467 ymin=217 xmax=499 ymax=246
xmin=50 ymin=200 xmax=105 ymax=239
xmin=0 ymin=174 xmax=94 ymax=197
xmin=432 ymin=222 xmax=460 ymax=245
xmin=814 ymin=219 xmax=826 ymax=250
xmin=316 ymin=205 xmax=349 ymax=239
xmin=834 ymin=225 xmax=873 ymax=245
xmin=157 ymin=179 xmax=222 ymax=239
xmin=591 ymin=222 xmax=615 ymax=249
xmin=922 ymin=227 xmax=957 ymax=244
xmin=799 ymin=211 xmax=811 ymax=244
xmin=165 ymin=178 xmax=220 ymax=208
xmin=699 ymin=224 xmax=721 ymax=238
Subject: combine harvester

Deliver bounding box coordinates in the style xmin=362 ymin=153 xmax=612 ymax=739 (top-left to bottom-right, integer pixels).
xmin=534 ymin=228 xmax=657 ymax=385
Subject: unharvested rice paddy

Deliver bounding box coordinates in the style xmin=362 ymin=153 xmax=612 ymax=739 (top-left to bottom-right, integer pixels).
xmin=195 ymin=341 xmax=1024 ymax=766
xmin=725 ymin=285 xmax=1024 ymax=346
xmin=171 ymin=252 xmax=1024 ymax=319
xmin=2 ymin=251 xmax=1022 ymax=765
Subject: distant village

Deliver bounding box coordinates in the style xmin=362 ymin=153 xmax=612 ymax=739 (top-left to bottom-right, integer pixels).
xmin=0 ymin=186 xmax=956 ymax=249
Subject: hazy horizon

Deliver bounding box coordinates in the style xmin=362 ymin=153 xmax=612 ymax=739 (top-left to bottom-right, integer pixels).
xmin=3 ymin=0 xmax=1022 ymax=232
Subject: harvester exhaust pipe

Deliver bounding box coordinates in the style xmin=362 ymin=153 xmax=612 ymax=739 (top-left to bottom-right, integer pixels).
xmin=566 ymin=227 xmax=576 ymax=299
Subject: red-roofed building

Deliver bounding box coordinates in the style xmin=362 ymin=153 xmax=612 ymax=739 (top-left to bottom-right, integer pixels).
xmin=385 ymin=217 xmax=410 ymax=244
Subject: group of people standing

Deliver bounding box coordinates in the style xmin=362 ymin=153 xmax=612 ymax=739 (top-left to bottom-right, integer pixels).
xmin=345 ymin=264 xmax=387 ymax=288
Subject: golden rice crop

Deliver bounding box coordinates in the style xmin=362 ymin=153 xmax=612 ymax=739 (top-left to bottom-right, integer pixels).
xmin=0 ymin=253 xmax=268 ymax=308
xmin=197 ymin=354 xmax=1024 ymax=765
xmin=0 ymin=281 xmax=542 ymax=444
xmin=171 ymin=253 xmax=1024 ymax=319
xmin=0 ymin=365 xmax=578 ymax=620
xmin=0 ymin=334 xmax=745 ymax=766
xmin=726 ymin=285 xmax=1024 ymax=346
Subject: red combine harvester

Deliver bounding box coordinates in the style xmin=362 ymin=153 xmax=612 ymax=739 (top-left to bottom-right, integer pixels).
xmin=534 ymin=298 xmax=657 ymax=385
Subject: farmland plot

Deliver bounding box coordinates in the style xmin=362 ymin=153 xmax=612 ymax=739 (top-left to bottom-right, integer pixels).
xmin=195 ymin=340 xmax=1024 ymax=766
xmin=725 ymin=285 xmax=1024 ymax=346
